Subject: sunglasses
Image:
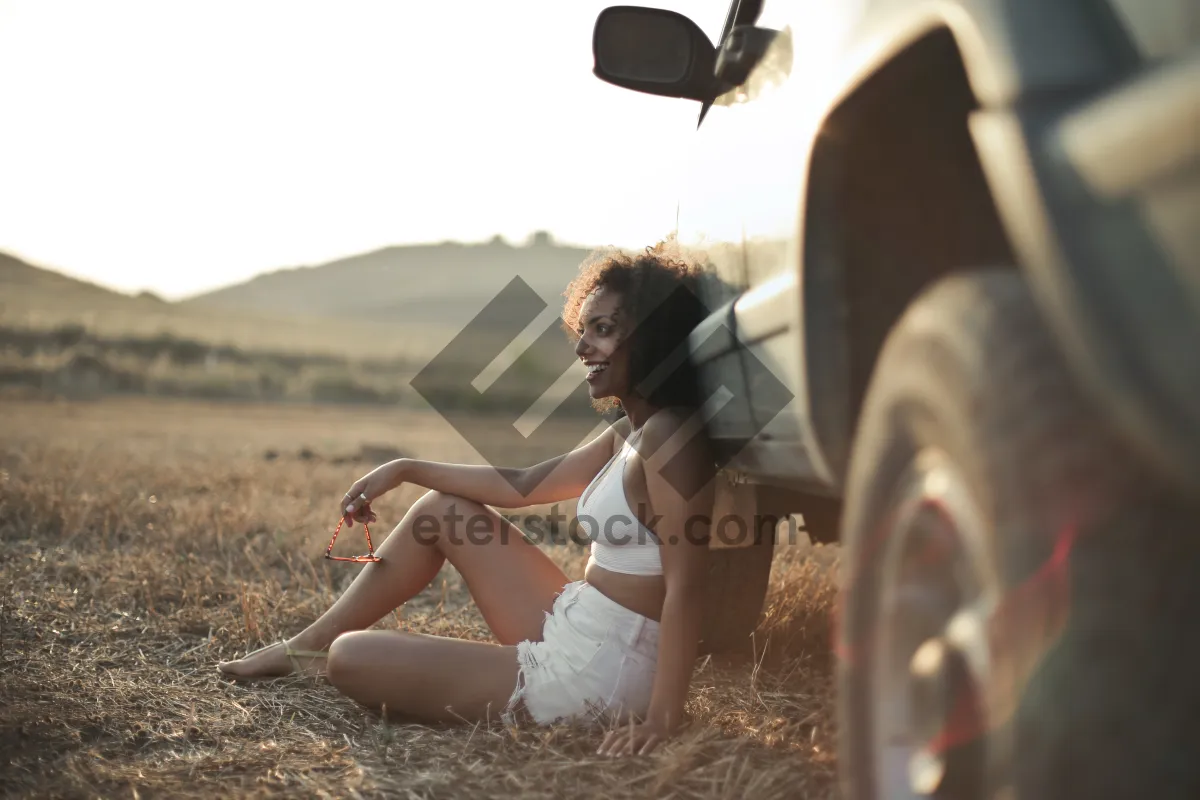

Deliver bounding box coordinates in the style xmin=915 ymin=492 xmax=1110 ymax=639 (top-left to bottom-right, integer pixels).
xmin=324 ymin=513 xmax=383 ymax=563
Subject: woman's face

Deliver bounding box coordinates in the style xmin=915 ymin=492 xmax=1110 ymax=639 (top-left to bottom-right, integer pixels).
xmin=574 ymin=285 xmax=631 ymax=400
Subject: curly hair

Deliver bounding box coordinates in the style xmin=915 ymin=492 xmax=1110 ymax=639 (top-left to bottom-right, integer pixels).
xmin=562 ymin=240 xmax=710 ymax=414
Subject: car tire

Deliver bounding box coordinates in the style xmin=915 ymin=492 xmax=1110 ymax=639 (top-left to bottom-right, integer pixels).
xmin=837 ymin=270 xmax=1200 ymax=799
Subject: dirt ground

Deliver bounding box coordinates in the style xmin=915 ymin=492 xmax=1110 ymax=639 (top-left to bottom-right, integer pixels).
xmin=1 ymin=397 xmax=840 ymax=799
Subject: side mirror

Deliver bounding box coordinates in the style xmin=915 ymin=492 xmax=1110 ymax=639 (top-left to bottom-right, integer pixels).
xmin=592 ymin=6 xmax=718 ymax=102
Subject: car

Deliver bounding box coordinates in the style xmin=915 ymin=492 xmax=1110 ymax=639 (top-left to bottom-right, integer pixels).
xmin=590 ymin=2 xmax=1200 ymax=798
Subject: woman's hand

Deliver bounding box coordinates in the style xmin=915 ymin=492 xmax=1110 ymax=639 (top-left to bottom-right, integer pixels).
xmin=340 ymin=460 xmax=405 ymax=522
xmin=597 ymin=720 xmax=672 ymax=757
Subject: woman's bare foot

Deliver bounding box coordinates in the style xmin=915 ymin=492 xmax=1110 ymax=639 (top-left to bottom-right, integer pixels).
xmin=218 ymin=639 xmax=328 ymax=680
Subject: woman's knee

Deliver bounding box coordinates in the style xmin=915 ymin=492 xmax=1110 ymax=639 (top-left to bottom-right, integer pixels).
xmin=326 ymin=630 xmax=369 ymax=688
xmin=411 ymin=490 xmax=480 ymax=523
xmin=409 ymin=490 xmax=489 ymax=544
xmin=327 ymin=631 xmax=428 ymax=696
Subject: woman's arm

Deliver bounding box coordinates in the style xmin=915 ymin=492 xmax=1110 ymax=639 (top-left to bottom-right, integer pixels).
xmin=599 ymin=408 xmax=715 ymax=756
xmin=342 ymin=418 xmax=629 ymax=517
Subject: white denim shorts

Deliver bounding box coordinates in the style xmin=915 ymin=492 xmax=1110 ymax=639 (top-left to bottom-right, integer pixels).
xmin=502 ymin=580 xmax=660 ymax=727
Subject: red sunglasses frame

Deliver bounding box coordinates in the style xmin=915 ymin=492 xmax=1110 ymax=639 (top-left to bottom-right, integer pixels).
xmin=324 ymin=513 xmax=383 ymax=563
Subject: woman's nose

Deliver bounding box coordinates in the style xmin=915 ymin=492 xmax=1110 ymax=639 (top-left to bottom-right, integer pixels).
xmin=574 ymin=335 xmax=589 ymax=358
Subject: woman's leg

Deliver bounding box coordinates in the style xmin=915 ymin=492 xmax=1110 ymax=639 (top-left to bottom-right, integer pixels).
xmin=219 ymin=490 xmax=568 ymax=677
xmin=324 ymin=630 xmax=521 ymax=724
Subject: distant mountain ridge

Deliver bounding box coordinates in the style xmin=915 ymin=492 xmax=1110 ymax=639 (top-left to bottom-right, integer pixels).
xmin=0 ymin=250 xmax=144 ymax=300
xmin=182 ymin=236 xmax=595 ymax=326
xmin=0 ymin=238 xmax=601 ymax=358
xmin=0 ymin=250 xmax=171 ymax=317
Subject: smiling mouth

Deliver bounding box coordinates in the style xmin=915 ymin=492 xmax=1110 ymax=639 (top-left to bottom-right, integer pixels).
xmin=585 ymin=362 xmax=609 ymax=381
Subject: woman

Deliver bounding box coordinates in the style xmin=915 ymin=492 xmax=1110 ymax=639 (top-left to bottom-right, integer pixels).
xmin=219 ymin=243 xmax=717 ymax=757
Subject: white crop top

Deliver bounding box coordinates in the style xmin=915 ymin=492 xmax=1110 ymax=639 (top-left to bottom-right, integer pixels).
xmin=577 ymin=428 xmax=663 ymax=577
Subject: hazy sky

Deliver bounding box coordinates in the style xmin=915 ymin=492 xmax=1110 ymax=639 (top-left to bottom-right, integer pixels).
xmin=0 ymin=1 xmax=731 ymax=299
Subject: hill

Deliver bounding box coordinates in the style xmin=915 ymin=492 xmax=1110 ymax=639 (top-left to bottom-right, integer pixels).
xmin=0 ymin=241 xmax=596 ymax=361
xmin=0 ymin=243 xmax=598 ymax=410
xmin=182 ymin=236 xmax=595 ymax=327
xmin=0 ymin=250 xmax=167 ymax=311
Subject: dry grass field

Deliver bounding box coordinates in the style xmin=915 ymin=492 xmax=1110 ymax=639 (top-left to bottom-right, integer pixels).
xmin=1 ymin=397 xmax=840 ymax=799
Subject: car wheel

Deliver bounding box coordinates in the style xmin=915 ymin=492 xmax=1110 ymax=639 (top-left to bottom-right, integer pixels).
xmin=837 ymin=270 xmax=1200 ymax=799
